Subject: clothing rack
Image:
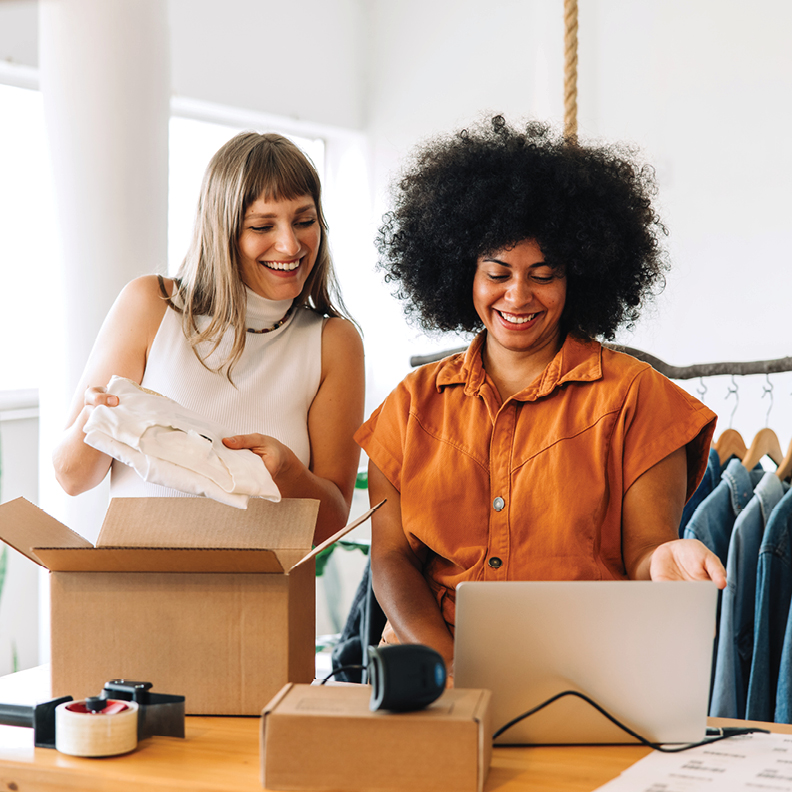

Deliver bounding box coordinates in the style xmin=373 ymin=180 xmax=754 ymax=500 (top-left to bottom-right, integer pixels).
xmin=410 ymin=345 xmax=792 ymax=379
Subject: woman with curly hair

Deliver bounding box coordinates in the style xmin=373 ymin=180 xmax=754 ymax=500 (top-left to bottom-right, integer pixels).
xmin=356 ymin=117 xmax=724 ymax=676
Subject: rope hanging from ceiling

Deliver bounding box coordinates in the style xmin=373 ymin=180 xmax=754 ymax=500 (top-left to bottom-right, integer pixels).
xmin=563 ymin=0 xmax=578 ymax=139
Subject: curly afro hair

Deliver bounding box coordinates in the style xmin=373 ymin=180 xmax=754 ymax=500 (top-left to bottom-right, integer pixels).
xmin=376 ymin=117 xmax=669 ymax=341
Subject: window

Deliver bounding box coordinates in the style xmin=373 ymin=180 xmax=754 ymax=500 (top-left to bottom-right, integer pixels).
xmin=0 ymin=83 xmax=56 ymax=391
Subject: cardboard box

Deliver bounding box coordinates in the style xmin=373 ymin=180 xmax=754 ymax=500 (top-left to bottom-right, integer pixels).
xmin=260 ymin=683 xmax=492 ymax=792
xmin=0 ymin=496 xmax=376 ymax=716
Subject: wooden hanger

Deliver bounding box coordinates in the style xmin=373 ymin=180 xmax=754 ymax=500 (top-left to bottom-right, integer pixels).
xmin=776 ymin=437 xmax=792 ymax=482
xmin=742 ymin=427 xmax=784 ymax=471
xmin=714 ymin=428 xmax=747 ymax=465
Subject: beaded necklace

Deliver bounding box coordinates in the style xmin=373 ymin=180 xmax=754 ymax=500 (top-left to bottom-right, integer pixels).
xmin=246 ymin=303 xmax=295 ymax=334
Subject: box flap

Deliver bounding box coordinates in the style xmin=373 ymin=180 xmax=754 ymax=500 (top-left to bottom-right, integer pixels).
xmin=290 ymin=500 xmax=385 ymax=572
xmin=262 ymin=683 xmax=295 ymax=718
xmin=275 ymin=549 xmax=309 ymax=571
xmin=0 ymin=497 xmax=93 ymax=567
xmin=33 ymin=546 xmax=285 ymax=573
xmin=97 ymin=497 xmax=319 ymax=550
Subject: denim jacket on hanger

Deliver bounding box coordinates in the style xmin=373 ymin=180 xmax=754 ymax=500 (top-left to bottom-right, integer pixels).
xmin=684 ymin=457 xmax=760 ymax=567
xmin=685 ymin=457 xmax=763 ymax=710
xmin=776 ymin=539 xmax=792 ymax=721
xmin=679 ymin=447 xmax=723 ymax=537
xmin=710 ymin=471 xmax=786 ymax=719
xmin=747 ymin=484 xmax=792 ymax=722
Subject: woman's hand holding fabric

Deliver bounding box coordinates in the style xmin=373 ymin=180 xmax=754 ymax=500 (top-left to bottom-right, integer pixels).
xmin=649 ymin=538 xmax=727 ymax=589
xmin=53 ymin=276 xmax=168 ymax=496
xmin=84 ymin=385 xmax=120 ymax=409
xmin=222 ymin=424 xmax=354 ymax=545
xmin=222 ymin=433 xmax=292 ymax=480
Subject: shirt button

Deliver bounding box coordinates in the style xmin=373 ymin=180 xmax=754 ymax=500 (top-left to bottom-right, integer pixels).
xmin=488 ymin=557 xmax=503 ymax=568
xmin=493 ymin=497 xmax=505 ymax=511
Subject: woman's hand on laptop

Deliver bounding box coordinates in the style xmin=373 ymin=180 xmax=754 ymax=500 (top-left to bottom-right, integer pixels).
xmin=648 ymin=539 xmax=727 ymax=588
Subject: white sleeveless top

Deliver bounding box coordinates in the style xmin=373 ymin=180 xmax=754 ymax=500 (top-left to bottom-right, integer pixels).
xmin=110 ymin=289 xmax=324 ymax=498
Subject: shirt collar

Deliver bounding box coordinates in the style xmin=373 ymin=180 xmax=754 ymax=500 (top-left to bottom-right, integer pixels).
xmin=435 ymin=332 xmax=603 ymax=401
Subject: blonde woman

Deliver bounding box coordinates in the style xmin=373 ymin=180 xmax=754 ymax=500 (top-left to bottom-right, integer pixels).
xmin=54 ymin=133 xmax=364 ymax=543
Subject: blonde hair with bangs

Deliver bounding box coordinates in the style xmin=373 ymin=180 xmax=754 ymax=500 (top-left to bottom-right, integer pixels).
xmin=172 ymin=131 xmax=350 ymax=378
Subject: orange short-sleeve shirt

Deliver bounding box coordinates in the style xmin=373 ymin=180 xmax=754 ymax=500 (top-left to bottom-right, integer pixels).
xmin=355 ymin=333 xmax=717 ymax=629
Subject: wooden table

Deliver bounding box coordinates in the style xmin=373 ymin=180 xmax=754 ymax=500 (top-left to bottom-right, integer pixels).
xmin=0 ymin=715 xmax=652 ymax=792
xmin=1 ymin=667 xmax=788 ymax=792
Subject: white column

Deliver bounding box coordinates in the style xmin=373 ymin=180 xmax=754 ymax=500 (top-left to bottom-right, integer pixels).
xmin=37 ymin=0 xmax=170 ymax=660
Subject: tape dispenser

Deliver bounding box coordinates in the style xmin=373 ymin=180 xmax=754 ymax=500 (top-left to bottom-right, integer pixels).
xmin=0 ymin=679 xmax=185 ymax=757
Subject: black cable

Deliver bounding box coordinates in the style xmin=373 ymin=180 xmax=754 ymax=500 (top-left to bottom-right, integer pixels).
xmin=493 ymin=690 xmax=769 ymax=752
xmin=319 ymin=665 xmax=366 ymax=685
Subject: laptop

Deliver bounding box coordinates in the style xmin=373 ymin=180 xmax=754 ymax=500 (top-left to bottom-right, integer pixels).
xmin=454 ymin=580 xmax=717 ymax=745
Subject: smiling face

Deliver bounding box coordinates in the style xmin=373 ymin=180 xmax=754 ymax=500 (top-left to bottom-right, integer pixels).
xmin=237 ymin=194 xmax=321 ymax=301
xmin=473 ymin=238 xmax=567 ymax=362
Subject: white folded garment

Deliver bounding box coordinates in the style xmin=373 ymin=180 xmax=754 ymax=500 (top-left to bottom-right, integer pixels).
xmin=84 ymin=376 xmax=281 ymax=508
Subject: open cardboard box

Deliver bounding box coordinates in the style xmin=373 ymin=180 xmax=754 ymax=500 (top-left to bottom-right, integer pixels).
xmin=0 ymin=496 xmax=379 ymax=715
xmin=261 ymin=683 xmax=492 ymax=792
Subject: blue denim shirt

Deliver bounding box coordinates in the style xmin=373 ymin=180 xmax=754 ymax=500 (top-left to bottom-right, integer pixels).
xmin=710 ymin=472 xmax=786 ymax=719
xmin=685 ymin=458 xmax=763 ymax=713
xmin=679 ymin=447 xmax=723 ymax=538
xmin=747 ymin=484 xmax=792 ymax=722
xmin=684 ymin=458 xmax=761 ymax=565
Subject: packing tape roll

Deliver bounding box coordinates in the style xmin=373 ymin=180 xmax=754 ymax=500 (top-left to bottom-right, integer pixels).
xmin=55 ymin=699 xmax=139 ymax=757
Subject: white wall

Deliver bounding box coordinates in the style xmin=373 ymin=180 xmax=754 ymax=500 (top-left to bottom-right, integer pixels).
xmin=0 ymin=0 xmax=367 ymax=131
xmin=581 ymin=0 xmax=792 ymax=443
xmin=0 ymin=0 xmax=37 ymax=67
xmin=168 ymin=0 xmax=366 ymax=130
xmin=577 ymin=0 xmax=792 ymax=360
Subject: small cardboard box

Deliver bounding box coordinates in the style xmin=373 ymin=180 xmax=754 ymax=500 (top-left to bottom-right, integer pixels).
xmin=0 ymin=496 xmax=375 ymax=715
xmin=260 ymin=683 xmax=492 ymax=792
